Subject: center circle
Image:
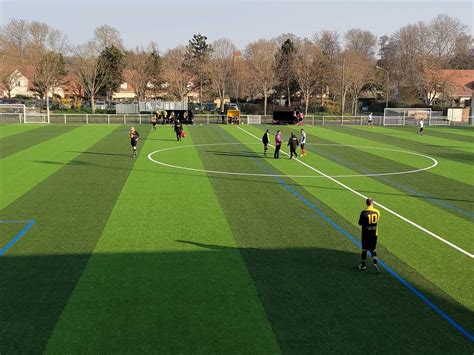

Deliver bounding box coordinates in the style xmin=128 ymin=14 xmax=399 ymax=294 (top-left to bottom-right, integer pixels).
xmin=147 ymin=143 xmax=438 ymax=178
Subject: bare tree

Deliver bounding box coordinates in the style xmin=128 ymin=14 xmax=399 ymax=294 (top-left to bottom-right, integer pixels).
xmin=28 ymin=21 xmax=49 ymax=50
xmin=74 ymin=41 xmax=109 ymax=113
xmin=245 ymin=39 xmax=277 ymax=115
xmin=1 ymin=18 xmax=29 ymax=61
xmin=292 ymin=40 xmax=325 ymax=115
xmin=163 ymin=46 xmax=193 ymax=101
xmin=344 ymin=28 xmax=377 ymax=58
xmin=94 ymin=25 xmax=123 ymax=50
xmin=314 ymin=30 xmax=341 ymax=60
xmin=47 ymin=29 xmax=69 ymax=54
xmin=430 ymin=14 xmax=469 ymax=66
xmin=33 ymin=51 xmax=67 ymax=121
xmin=209 ymin=38 xmax=236 ymax=108
xmin=230 ymin=54 xmax=249 ymax=102
xmin=343 ymin=52 xmax=375 ymax=115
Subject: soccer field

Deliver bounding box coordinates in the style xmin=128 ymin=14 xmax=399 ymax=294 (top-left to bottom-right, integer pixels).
xmin=0 ymin=123 xmax=473 ymax=353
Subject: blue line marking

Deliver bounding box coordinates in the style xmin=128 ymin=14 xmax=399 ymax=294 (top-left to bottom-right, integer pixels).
xmin=0 ymin=220 xmax=35 ymax=256
xmin=252 ymin=157 xmax=474 ymax=342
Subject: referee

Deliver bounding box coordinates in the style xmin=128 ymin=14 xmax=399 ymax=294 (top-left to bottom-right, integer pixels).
xmin=358 ymin=198 xmax=380 ymax=273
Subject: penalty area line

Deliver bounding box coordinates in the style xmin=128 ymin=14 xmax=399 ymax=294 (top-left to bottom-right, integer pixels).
xmin=236 ymin=126 xmax=473 ymax=259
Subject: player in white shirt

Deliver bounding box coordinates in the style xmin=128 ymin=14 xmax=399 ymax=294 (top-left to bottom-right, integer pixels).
xmin=300 ymin=129 xmax=307 ymax=156
xmin=417 ymin=118 xmax=424 ymax=135
xmin=368 ymin=113 xmax=373 ymax=128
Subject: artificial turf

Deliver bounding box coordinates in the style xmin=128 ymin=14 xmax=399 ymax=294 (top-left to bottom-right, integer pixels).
xmin=0 ymin=123 xmax=472 ymax=353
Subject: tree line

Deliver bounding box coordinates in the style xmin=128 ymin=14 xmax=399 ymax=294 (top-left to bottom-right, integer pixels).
xmin=0 ymin=15 xmax=472 ymax=114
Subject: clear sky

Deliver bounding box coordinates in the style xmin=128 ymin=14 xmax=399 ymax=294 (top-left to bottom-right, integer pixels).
xmin=1 ymin=0 xmax=472 ymax=51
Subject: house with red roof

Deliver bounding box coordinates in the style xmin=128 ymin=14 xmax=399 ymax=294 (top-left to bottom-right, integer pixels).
xmin=432 ymin=70 xmax=474 ymax=107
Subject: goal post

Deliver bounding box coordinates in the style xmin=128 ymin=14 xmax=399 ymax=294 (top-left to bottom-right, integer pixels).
xmin=246 ymin=115 xmax=261 ymax=124
xmin=384 ymin=108 xmax=431 ymax=126
xmin=0 ymin=104 xmax=26 ymax=123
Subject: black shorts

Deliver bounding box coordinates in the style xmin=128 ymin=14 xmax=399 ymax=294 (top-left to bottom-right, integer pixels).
xmin=300 ymin=143 xmax=305 ymax=149
xmin=131 ymin=140 xmax=137 ymax=147
xmin=362 ymin=235 xmax=377 ymax=250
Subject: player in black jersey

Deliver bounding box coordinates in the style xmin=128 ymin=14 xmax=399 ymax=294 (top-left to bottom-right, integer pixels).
xmin=129 ymin=127 xmax=140 ymax=157
xmin=358 ymin=198 xmax=381 ymax=272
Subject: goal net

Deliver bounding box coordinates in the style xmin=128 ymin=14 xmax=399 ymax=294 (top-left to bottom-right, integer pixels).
xmin=24 ymin=112 xmax=47 ymax=124
xmin=384 ymin=108 xmax=431 ymax=126
xmin=0 ymin=104 xmax=26 ymax=123
xmin=247 ymin=115 xmax=261 ymax=124
xmin=429 ymin=111 xmax=449 ymax=126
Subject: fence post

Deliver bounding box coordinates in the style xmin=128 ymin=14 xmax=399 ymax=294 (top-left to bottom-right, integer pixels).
xmin=312 ymin=116 xmax=315 ymax=125
xmin=86 ymin=114 xmax=89 ymax=124
xmin=360 ymin=116 xmax=363 ymax=125
xmin=107 ymin=114 xmax=110 ymax=124
xmin=139 ymin=114 xmax=142 ymax=124
xmin=322 ymin=116 xmax=325 ymax=126
xmin=207 ymin=115 xmax=209 ymax=124
xmin=63 ymin=114 xmax=66 ymax=124
xmin=123 ymin=115 xmax=126 ymax=124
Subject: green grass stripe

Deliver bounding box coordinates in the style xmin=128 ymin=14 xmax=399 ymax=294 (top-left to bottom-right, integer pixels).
xmin=354 ymin=125 xmax=473 ymax=156
xmin=391 ymin=126 xmax=474 ymax=143
xmin=0 ymin=125 xmax=117 ymax=210
xmin=426 ymin=126 xmax=474 ymax=138
xmin=194 ymin=126 xmax=472 ymax=352
xmin=226 ymin=125 xmax=473 ymax=313
xmin=0 ymin=124 xmax=44 ymax=139
xmin=328 ymin=126 xmax=473 ymax=185
xmin=292 ymin=126 xmax=474 ymax=223
xmin=0 ymin=126 xmax=145 ymax=353
xmin=45 ymin=125 xmax=279 ymax=353
xmin=0 ymin=125 xmax=78 ymax=159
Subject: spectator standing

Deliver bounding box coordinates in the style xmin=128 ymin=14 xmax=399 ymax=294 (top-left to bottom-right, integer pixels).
xmin=274 ymin=130 xmax=282 ymax=159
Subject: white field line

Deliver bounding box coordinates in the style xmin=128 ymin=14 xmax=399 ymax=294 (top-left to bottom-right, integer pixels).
xmin=236 ymin=126 xmax=473 ymax=259
xmin=147 ymin=143 xmax=437 ymax=179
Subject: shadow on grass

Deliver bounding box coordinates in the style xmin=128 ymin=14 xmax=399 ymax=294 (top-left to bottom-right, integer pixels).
xmin=201 ymin=150 xmax=262 ymax=158
xmin=67 ymin=150 xmax=133 ymax=157
xmin=0 ymin=247 xmax=472 ymax=353
xmin=30 ymin=158 xmax=474 ymax=204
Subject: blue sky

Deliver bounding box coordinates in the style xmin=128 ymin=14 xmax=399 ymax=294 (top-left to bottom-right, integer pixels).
xmin=1 ymin=0 xmax=472 ymax=51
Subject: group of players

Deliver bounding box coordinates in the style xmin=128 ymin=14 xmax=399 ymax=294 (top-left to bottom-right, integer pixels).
xmin=261 ymin=128 xmax=307 ymax=159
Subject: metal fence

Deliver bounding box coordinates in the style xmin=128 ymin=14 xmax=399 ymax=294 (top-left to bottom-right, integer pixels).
xmin=3 ymin=113 xmax=468 ymax=126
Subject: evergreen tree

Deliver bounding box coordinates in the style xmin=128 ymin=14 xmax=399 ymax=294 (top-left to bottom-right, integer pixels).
xmin=146 ymin=49 xmax=162 ymax=97
xmin=275 ymin=38 xmax=297 ymax=107
xmin=184 ymin=33 xmax=212 ymax=103
xmin=98 ymin=45 xmax=125 ymax=102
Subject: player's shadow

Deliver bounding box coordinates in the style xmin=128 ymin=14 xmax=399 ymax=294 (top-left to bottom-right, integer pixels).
xmin=67 ymin=150 xmax=132 ymax=157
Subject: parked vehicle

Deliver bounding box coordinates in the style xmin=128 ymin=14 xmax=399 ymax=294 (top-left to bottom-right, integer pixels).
xmin=203 ymin=102 xmax=217 ymax=112
xmin=94 ymin=100 xmax=107 ymax=110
